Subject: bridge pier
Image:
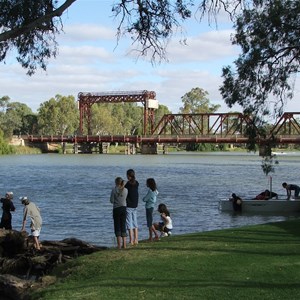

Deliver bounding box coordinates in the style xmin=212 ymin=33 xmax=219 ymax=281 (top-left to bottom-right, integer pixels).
xmin=140 ymin=143 xmax=166 ymax=154
xmin=259 ymin=145 xmax=272 ymax=156
xmin=125 ymin=143 xmax=136 ymax=155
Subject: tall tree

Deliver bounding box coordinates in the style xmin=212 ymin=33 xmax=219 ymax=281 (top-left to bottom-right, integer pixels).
xmin=0 ymin=101 xmax=35 ymax=137
xmin=220 ymin=0 xmax=300 ymax=118
xmin=37 ymin=95 xmax=78 ymax=135
xmin=90 ymin=104 xmax=122 ymax=136
xmin=180 ymin=87 xmax=220 ymax=113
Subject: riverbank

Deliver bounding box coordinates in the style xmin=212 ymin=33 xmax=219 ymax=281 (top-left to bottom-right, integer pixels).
xmin=29 ymin=219 xmax=300 ymax=300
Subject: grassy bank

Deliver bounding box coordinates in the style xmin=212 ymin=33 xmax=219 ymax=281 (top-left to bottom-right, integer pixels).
xmin=31 ymin=219 xmax=300 ymax=300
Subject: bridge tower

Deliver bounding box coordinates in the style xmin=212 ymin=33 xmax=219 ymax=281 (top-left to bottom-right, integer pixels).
xmin=78 ymin=90 xmax=157 ymax=135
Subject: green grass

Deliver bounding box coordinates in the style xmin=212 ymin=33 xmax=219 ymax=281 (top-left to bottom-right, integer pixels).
xmin=31 ymin=219 xmax=300 ymax=300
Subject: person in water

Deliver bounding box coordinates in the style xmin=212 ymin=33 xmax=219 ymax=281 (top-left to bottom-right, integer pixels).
xmin=230 ymin=193 xmax=242 ymax=212
xmin=282 ymin=182 xmax=300 ymax=200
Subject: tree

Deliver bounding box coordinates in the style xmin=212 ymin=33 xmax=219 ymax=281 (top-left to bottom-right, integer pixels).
xmin=2 ymin=1 xmax=298 ymax=119
xmin=0 ymin=1 xmax=240 ymax=73
xmin=37 ymin=95 xmax=78 ymax=135
xmin=220 ymin=0 xmax=300 ymax=119
xmin=180 ymin=87 xmax=220 ymax=113
xmin=90 ymin=104 xmax=122 ymax=136
xmin=0 ymin=100 xmax=35 ymax=137
xmin=0 ymin=96 xmax=10 ymax=112
xmin=0 ymin=0 xmax=76 ymax=75
xmin=155 ymin=104 xmax=171 ymax=125
xmin=179 ymin=87 xmax=220 ymax=151
xmin=89 ymin=103 xmax=144 ymax=136
xmin=0 ymin=129 xmax=15 ymax=154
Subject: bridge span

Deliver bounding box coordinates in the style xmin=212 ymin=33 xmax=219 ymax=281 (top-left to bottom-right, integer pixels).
xmin=23 ymin=112 xmax=300 ymax=154
xmin=24 ymin=134 xmax=300 ymax=145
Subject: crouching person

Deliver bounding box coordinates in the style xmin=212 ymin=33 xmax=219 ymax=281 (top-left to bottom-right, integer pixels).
xmin=152 ymin=203 xmax=173 ymax=239
xmin=20 ymin=196 xmax=42 ymax=250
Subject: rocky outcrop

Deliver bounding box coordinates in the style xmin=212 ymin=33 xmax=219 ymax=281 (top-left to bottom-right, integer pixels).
xmin=0 ymin=229 xmax=107 ymax=299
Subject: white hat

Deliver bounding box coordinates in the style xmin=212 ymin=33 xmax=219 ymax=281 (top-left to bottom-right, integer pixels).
xmin=6 ymin=192 xmax=13 ymax=199
xmin=19 ymin=196 xmax=29 ymax=204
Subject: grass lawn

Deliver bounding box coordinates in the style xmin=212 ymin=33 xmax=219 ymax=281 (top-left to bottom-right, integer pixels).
xmin=31 ymin=219 xmax=300 ymax=300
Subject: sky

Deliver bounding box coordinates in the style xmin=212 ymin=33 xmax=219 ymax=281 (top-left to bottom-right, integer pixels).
xmin=1 ymin=0 xmax=299 ymax=115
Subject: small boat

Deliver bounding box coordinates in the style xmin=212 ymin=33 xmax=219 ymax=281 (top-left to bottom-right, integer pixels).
xmin=219 ymin=198 xmax=300 ymax=213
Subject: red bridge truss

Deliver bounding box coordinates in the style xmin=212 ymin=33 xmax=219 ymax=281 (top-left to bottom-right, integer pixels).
xmin=151 ymin=113 xmax=253 ymax=136
xmin=25 ymin=112 xmax=300 ymax=145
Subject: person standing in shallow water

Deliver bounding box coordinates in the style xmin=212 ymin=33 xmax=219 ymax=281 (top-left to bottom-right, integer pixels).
xmin=0 ymin=192 xmax=15 ymax=230
xmin=110 ymin=177 xmax=128 ymax=249
xmin=125 ymin=169 xmax=139 ymax=246
xmin=231 ymin=193 xmax=242 ymax=212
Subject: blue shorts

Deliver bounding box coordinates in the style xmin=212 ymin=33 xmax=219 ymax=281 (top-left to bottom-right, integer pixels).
xmin=126 ymin=207 xmax=138 ymax=229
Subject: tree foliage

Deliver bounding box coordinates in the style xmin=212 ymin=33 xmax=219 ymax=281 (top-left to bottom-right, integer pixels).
xmin=220 ymin=0 xmax=300 ymax=118
xmin=180 ymin=87 xmax=220 ymax=113
xmin=37 ymin=95 xmax=78 ymax=135
xmin=0 ymin=1 xmax=241 ymax=72
xmin=0 ymin=129 xmax=15 ymax=154
xmin=0 ymin=0 xmax=76 ymax=75
xmin=0 ymin=97 xmax=35 ymax=137
xmin=3 ymin=0 xmax=298 ymax=121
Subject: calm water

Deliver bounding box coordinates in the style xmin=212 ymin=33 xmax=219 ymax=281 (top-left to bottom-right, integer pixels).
xmin=1 ymin=152 xmax=299 ymax=247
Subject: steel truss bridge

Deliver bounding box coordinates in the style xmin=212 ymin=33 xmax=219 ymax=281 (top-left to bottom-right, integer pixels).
xmin=25 ymin=111 xmax=300 ymax=145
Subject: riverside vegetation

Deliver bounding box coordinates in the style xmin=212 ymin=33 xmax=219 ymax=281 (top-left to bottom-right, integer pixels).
xmin=28 ymin=219 xmax=300 ymax=300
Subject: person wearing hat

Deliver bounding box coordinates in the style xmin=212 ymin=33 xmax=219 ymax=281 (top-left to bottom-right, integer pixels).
xmin=0 ymin=192 xmax=16 ymax=230
xmin=20 ymin=197 xmax=42 ymax=250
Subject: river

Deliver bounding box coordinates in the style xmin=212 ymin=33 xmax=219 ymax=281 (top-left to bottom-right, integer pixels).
xmin=0 ymin=152 xmax=299 ymax=247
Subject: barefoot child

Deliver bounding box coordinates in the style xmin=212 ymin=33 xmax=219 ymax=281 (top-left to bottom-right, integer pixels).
xmin=142 ymin=178 xmax=158 ymax=241
xmin=125 ymin=169 xmax=139 ymax=245
xmin=152 ymin=203 xmax=173 ymax=239
xmin=110 ymin=177 xmax=128 ymax=249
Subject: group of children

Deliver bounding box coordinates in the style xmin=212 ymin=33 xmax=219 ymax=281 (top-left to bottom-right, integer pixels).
xmin=110 ymin=169 xmax=173 ymax=249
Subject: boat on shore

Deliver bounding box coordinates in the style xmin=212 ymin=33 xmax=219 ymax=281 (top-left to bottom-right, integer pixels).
xmin=219 ymin=198 xmax=300 ymax=213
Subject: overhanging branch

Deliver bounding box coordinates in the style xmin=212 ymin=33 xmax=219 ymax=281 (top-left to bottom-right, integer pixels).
xmin=0 ymin=0 xmax=77 ymax=42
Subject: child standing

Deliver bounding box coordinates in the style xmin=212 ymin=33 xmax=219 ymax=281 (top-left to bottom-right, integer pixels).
xmin=110 ymin=177 xmax=128 ymax=249
xmin=152 ymin=203 xmax=173 ymax=239
xmin=125 ymin=169 xmax=139 ymax=246
xmin=142 ymin=178 xmax=159 ymax=241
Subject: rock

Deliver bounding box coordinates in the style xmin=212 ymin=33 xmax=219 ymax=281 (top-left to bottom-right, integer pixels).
xmin=0 ymin=230 xmax=28 ymax=258
xmin=0 ymin=274 xmax=33 ymax=300
xmin=0 ymin=230 xmax=108 ymax=297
